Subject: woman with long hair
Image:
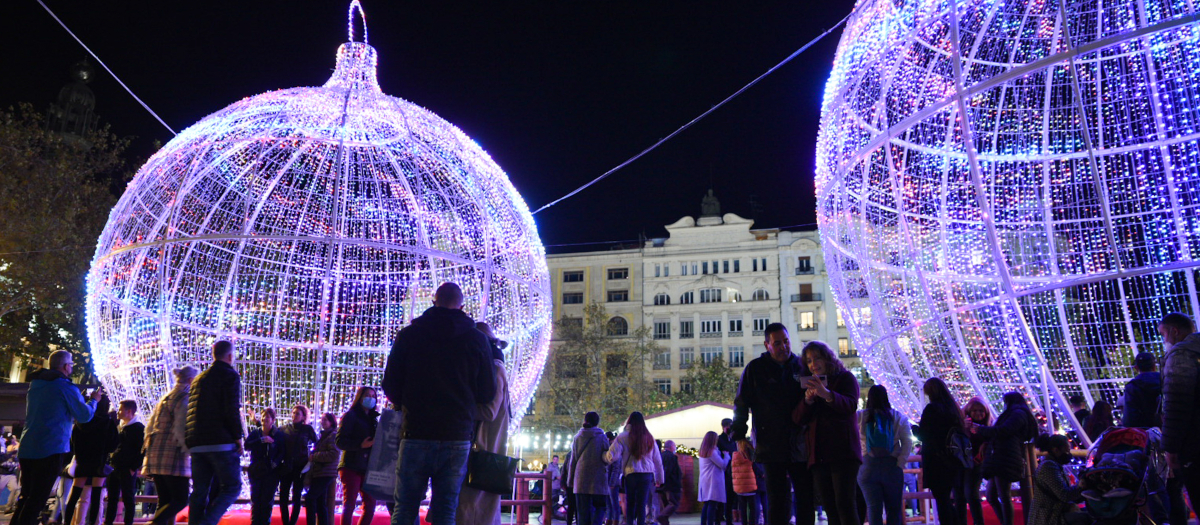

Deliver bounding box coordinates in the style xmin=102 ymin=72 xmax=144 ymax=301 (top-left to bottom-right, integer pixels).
xmin=1026 ymin=434 xmax=1086 ymax=525
xmin=605 ymin=412 xmax=663 ymax=525
xmin=916 ymin=377 xmax=967 ymax=525
xmin=1082 ymin=400 xmax=1114 ymax=442
xmin=961 ymin=397 xmax=991 ymax=525
xmin=142 ymin=366 xmax=198 ymax=525
xmin=697 ymin=431 xmax=729 ymax=525
xmin=63 ymin=395 xmax=116 ymax=525
xmin=305 ymin=413 xmax=340 ymax=525
xmin=336 ymin=387 xmax=379 ymax=525
xmin=856 ymin=385 xmax=913 ymax=525
xmin=971 ymin=392 xmax=1038 ymax=525
xmin=247 ymin=407 xmax=288 ymax=525
xmin=792 ymin=341 xmax=861 ymax=525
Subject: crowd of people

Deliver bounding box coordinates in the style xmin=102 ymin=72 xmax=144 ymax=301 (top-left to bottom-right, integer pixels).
xmin=5 ymin=283 xmax=1200 ymax=525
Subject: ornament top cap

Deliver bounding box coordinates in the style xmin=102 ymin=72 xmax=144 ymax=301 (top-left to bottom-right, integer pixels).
xmin=323 ymin=0 xmax=381 ymax=93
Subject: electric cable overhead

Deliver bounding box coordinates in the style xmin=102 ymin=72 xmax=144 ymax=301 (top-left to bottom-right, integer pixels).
xmin=531 ymin=11 xmax=853 ymax=215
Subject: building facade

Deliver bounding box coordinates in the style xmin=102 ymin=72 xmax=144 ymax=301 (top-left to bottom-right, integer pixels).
xmin=541 ymin=196 xmax=867 ymax=414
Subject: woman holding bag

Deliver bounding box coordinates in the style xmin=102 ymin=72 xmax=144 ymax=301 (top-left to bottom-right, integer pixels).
xmin=568 ymin=412 xmax=610 ymax=525
xmin=455 ymin=323 xmax=511 ymax=525
xmin=605 ymin=411 xmax=663 ymax=525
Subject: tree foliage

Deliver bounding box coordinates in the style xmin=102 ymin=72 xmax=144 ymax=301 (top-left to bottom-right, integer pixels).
xmin=534 ymin=303 xmax=661 ymax=433
xmin=673 ymin=355 xmax=739 ymax=407
xmin=0 ymin=104 xmax=130 ymax=378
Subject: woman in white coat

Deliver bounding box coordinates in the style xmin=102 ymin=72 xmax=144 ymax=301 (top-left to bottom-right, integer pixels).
xmin=697 ymin=431 xmax=729 ymax=525
xmin=605 ymin=411 xmax=663 ymax=525
xmin=454 ymin=323 xmax=511 ymax=525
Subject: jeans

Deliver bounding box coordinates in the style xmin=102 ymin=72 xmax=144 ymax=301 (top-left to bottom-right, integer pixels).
xmin=574 ymin=493 xmax=607 ymax=525
xmin=964 ymin=467 xmax=984 ymax=525
xmin=305 ymin=477 xmax=336 ymax=525
xmin=701 ymin=501 xmax=721 ymax=525
xmin=279 ymin=469 xmax=307 ymax=525
xmin=985 ymin=478 xmax=1013 ymax=525
xmin=857 ymin=457 xmax=903 ymax=525
xmin=762 ymin=461 xmax=814 ymax=525
xmin=104 ymin=469 xmax=137 ymax=525
xmin=340 ymin=469 xmax=376 ymax=525
xmin=149 ymin=476 xmax=189 ymax=525
xmin=622 ymin=473 xmax=654 ymax=525
xmin=392 ymin=439 xmax=471 ymax=525
xmin=607 ymin=485 xmax=622 ymax=524
xmin=250 ymin=471 xmax=281 ymax=525
xmin=738 ymin=494 xmax=761 ymax=525
xmin=812 ymin=462 xmax=860 ymax=525
xmin=13 ymin=453 xmax=67 ymax=525
xmin=189 ymin=450 xmax=244 ymax=525
xmin=657 ymin=490 xmax=680 ymax=525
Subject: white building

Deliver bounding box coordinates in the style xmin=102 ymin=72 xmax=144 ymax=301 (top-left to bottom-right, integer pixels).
xmin=541 ymin=192 xmax=866 ymax=412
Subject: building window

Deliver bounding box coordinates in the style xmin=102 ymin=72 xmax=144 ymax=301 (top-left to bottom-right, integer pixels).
xmin=654 ymin=293 xmax=671 ymax=306
xmin=653 ymin=350 xmax=671 ymax=371
xmin=839 ymin=337 xmax=853 ymax=357
xmin=680 ymin=291 xmax=694 ymax=304
xmin=752 ymin=317 xmax=769 ymax=335
xmin=723 ymin=260 xmax=729 ymax=273
xmin=654 ymin=264 xmax=661 ymax=278
xmin=560 ymin=317 xmax=583 ymax=331
xmin=837 ymin=310 xmax=846 ymax=327
xmin=799 ymin=311 xmax=816 ymax=330
xmin=730 ymin=291 xmax=743 ymax=302
xmin=680 ymin=320 xmax=694 ymax=339
xmin=563 ymin=292 xmax=583 ymax=304
xmin=728 ymin=346 xmax=745 ymax=367
xmin=753 ymin=259 xmax=758 ymax=272
xmin=701 ymin=319 xmax=722 ymax=337
xmin=729 ymin=319 xmax=743 ymax=335
xmin=691 ymin=262 xmax=698 ymax=274
xmin=607 ymin=290 xmax=628 ymax=302
xmin=701 ymin=346 xmax=722 ymax=365
xmin=761 ymin=258 xmax=767 ymax=270
xmin=700 ymin=288 xmax=722 ymax=303
xmin=679 ymin=348 xmax=694 ymax=369
xmin=563 ymin=271 xmax=584 ymax=282
xmin=682 ymin=263 xmax=689 ymax=276
xmin=797 ymin=256 xmax=813 ymax=274
xmin=654 ymin=321 xmax=671 ymax=340
xmin=607 ymin=268 xmax=629 ymax=280
xmin=752 ymin=289 xmax=769 ymax=301
xmin=680 ymin=380 xmax=693 ymax=395
xmin=607 ymin=317 xmax=629 ymax=336
xmin=734 ymin=260 xmax=740 ymax=272
xmin=655 ymin=378 xmax=672 ymax=395
xmin=703 ymin=261 xmax=709 ymax=274
xmin=664 ymin=264 xmax=669 ymax=277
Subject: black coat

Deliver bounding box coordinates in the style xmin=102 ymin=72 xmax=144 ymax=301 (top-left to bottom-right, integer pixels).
xmin=1123 ymin=372 xmax=1163 ymax=428
xmin=185 ymin=360 xmax=244 ymax=448
xmin=976 ymin=404 xmax=1038 ymax=483
xmin=247 ymin=425 xmax=288 ymax=478
xmin=110 ymin=421 xmax=145 ymax=471
xmin=661 ymin=451 xmax=682 ymax=492
xmin=916 ymin=401 xmax=964 ymax=492
xmin=281 ymin=422 xmax=317 ymax=468
xmin=336 ymin=406 xmax=378 ymax=473
xmin=383 ymin=306 xmax=495 ymax=441
xmin=731 ymin=351 xmax=808 ymax=463
xmin=71 ymin=402 xmax=118 ymax=478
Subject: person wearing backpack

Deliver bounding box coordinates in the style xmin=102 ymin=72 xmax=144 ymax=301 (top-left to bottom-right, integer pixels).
xmin=857 ymin=385 xmax=913 ymax=525
xmin=969 ymin=392 xmax=1038 ymax=525
xmin=915 ymin=378 xmax=968 ymax=525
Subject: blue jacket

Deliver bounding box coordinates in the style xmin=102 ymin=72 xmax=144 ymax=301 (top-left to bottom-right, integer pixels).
xmin=20 ymin=369 xmax=96 ymax=459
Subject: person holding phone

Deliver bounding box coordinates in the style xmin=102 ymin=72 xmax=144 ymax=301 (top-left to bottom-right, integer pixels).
xmin=792 ymin=341 xmax=861 ymax=525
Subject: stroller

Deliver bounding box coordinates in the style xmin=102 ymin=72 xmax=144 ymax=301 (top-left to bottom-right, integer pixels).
xmin=1082 ymin=427 xmax=1170 ymax=525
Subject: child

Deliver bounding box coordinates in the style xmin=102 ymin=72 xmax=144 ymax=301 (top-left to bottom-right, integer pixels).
xmin=731 ymin=440 xmax=761 ymax=525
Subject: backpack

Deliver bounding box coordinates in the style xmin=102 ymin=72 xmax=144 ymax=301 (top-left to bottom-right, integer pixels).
xmin=944 ymin=426 xmax=975 ymax=469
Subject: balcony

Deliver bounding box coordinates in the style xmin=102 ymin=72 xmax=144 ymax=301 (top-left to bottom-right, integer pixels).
xmin=700 ymin=332 xmax=721 ymax=338
xmin=680 ymin=332 xmax=694 ymax=339
xmin=752 ymin=329 xmax=764 ymax=336
xmin=795 ymin=267 xmax=815 ymax=275
xmin=728 ymin=331 xmax=743 ymax=337
xmin=653 ymin=333 xmax=670 ymax=340
xmin=653 ymin=361 xmax=671 ymax=371
xmin=796 ymin=323 xmax=818 ymax=332
xmin=679 ymin=361 xmax=693 ymax=370
xmin=791 ymin=293 xmax=823 ymax=303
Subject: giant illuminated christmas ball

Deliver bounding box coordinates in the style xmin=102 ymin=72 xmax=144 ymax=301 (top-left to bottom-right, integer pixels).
xmin=816 ymin=0 xmax=1200 ymax=429
xmin=86 ymin=4 xmax=552 ymax=427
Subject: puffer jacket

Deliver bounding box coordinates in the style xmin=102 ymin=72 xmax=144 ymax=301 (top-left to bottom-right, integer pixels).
xmin=20 ymin=369 xmax=97 ymax=460
xmin=975 ymin=403 xmax=1038 ymax=483
xmin=185 ymin=360 xmax=244 ymax=448
xmin=1162 ymin=333 xmax=1200 ymax=459
xmin=731 ymin=449 xmax=757 ymax=494
xmin=336 ymin=406 xmax=378 ymax=473
xmin=308 ymin=427 xmax=340 ymax=479
xmin=731 ymin=351 xmax=808 ymax=463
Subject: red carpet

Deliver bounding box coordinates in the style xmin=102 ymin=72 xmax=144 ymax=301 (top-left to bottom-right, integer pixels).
xmin=979 ymin=501 xmax=1024 ymax=525
xmin=173 ymin=508 xmax=429 ymax=525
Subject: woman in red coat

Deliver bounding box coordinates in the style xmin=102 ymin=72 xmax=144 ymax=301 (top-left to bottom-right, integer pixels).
xmin=792 ymin=341 xmax=861 ymax=525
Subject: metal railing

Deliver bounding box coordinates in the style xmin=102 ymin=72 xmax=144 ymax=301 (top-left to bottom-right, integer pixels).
xmin=795 ymin=266 xmax=815 ymax=275
xmin=797 ymin=323 xmax=818 ymax=332
xmin=790 ymin=293 xmax=823 ymax=302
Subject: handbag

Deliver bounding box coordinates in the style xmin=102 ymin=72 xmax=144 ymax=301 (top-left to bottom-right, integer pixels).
xmin=465 ymin=423 xmax=521 ymax=495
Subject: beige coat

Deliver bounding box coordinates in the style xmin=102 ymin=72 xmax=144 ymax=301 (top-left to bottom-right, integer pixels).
xmin=455 ymin=360 xmax=511 ymax=525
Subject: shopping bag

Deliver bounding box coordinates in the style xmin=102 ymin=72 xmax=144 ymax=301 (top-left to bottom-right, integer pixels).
xmin=362 ymin=408 xmax=402 ymax=501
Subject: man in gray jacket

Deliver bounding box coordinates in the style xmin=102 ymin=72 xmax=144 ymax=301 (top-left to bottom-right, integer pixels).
xmin=1160 ymin=312 xmax=1200 ymax=515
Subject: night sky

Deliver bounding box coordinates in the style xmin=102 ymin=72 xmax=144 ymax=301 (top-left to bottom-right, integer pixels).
xmin=4 ymin=1 xmax=851 ymax=250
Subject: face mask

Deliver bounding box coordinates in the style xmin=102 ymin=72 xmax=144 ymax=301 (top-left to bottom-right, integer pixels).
xmin=361 ymin=397 xmax=376 ymax=410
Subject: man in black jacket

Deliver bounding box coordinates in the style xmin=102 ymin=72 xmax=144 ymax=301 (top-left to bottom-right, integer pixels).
xmin=731 ymin=323 xmax=812 ymax=525
xmin=657 ymin=440 xmax=682 ymax=525
xmin=185 ymin=341 xmax=244 ymax=525
xmin=383 ymin=282 xmax=496 ymax=525
xmin=105 ymin=400 xmax=145 ymax=525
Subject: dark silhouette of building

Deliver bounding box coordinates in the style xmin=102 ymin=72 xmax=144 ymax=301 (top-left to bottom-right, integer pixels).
xmin=45 ymin=60 xmax=96 ymax=137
